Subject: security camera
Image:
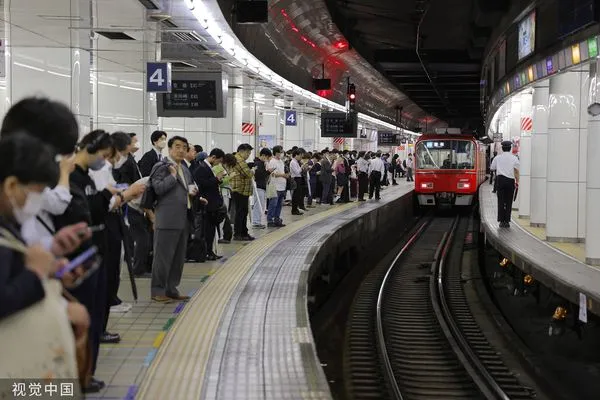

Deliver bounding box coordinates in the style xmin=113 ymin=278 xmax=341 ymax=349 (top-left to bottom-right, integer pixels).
xmin=588 ymin=103 xmax=600 ymax=117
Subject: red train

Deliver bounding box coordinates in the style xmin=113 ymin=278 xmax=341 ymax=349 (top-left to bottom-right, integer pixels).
xmin=414 ymin=133 xmax=486 ymax=206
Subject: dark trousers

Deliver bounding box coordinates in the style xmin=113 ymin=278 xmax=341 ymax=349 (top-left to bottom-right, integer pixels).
xmin=496 ymin=175 xmax=515 ymax=223
xmin=69 ymin=265 xmax=104 ymax=375
xmin=232 ymin=192 xmax=249 ymax=237
xmin=205 ymin=212 xmax=217 ymax=255
xmin=292 ymin=177 xmax=304 ymax=211
xmin=103 ymin=213 xmax=122 ymax=331
xmin=358 ymin=172 xmax=368 ymax=200
xmin=321 ymin=180 xmax=332 ymax=204
xmin=369 ymin=171 xmax=382 ymax=199
xmin=128 ymin=208 xmax=151 ymax=275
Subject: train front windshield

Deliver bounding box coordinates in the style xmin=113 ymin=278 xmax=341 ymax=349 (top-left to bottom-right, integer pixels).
xmin=416 ymin=140 xmax=475 ymax=170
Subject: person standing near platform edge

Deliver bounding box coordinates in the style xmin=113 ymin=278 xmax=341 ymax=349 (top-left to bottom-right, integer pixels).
xmin=490 ymin=141 xmax=520 ymax=228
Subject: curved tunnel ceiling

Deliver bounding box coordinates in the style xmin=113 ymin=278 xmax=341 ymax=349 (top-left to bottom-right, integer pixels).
xmin=215 ymin=0 xmax=446 ymax=130
xmin=323 ymin=0 xmax=509 ymax=133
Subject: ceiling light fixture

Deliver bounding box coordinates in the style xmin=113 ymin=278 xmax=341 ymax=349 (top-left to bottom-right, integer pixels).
xmin=184 ymin=0 xmax=410 ymax=133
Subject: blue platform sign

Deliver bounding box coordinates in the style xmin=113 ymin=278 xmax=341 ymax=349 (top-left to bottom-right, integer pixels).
xmin=285 ymin=110 xmax=297 ymax=126
xmin=147 ymin=62 xmax=172 ymax=93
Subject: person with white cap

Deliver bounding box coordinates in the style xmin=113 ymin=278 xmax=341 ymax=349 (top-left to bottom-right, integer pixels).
xmin=490 ymin=140 xmax=520 ymax=228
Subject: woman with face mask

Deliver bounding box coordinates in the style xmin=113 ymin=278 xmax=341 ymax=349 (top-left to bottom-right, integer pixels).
xmin=52 ymin=130 xmax=139 ymax=393
xmin=0 ymin=132 xmax=63 ymax=317
xmin=0 ymin=132 xmax=91 ymax=394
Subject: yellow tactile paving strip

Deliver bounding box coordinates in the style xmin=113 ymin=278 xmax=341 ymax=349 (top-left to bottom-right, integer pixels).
xmin=512 ymin=212 xmax=592 ymax=267
xmin=136 ymin=202 xmax=359 ymax=400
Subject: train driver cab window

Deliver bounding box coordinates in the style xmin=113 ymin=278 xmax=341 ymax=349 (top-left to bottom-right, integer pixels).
xmin=416 ymin=140 xmax=475 ymax=170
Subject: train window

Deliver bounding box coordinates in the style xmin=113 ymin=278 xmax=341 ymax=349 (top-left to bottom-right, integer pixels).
xmin=416 ymin=140 xmax=475 ymax=170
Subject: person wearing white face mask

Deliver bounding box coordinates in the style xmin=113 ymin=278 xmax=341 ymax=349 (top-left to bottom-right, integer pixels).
xmin=53 ymin=130 xmax=145 ymax=393
xmin=0 ymin=132 xmax=90 ymax=392
xmin=138 ymin=130 xmax=167 ymax=177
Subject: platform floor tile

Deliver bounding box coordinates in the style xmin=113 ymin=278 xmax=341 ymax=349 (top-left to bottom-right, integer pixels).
xmin=511 ymin=212 xmax=588 ymax=265
xmin=84 ymin=202 xmax=349 ymax=400
xmin=480 ymin=184 xmax=600 ymax=307
xmin=135 ymin=183 xmax=413 ymax=400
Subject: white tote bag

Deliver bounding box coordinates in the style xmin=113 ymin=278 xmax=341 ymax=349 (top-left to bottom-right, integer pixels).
xmin=0 ymin=278 xmax=79 ymax=383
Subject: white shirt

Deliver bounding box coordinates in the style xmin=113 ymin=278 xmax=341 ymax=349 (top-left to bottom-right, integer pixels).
xmin=490 ymin=152 xmax=520 ymax=179
xmin=290 ymin=158 xmax=302 ymax=178
xmin=406 ymin=157 xmax=414 ymax=168
xmin=357 ymin=158 xmax=370 ymax=173
xmin=268 ymin=158 xmax=287 ymax=191
xmin=368 ymin=157 xmax=385 ymax=175
xmin=21 ymin=186 xmax=72 ymax=251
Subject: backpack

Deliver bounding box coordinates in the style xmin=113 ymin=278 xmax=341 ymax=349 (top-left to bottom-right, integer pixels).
xmin=402 ymin=159 xmax=407 ymax=168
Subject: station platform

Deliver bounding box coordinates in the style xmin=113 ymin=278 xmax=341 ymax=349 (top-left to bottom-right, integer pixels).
xmin=89 ymin=182 xmax=414 ymax=400
xmin=479 ymin=184 xmax=600 ymax=317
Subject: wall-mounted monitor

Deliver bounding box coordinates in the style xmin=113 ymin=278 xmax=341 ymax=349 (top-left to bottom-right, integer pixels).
xmin=321 ymin=112 xmax=357 ymax=138
xmin=157 ymin=71 xmax=228 ymax=118
xmin=518 ymin=10 xmax=536 ymax=60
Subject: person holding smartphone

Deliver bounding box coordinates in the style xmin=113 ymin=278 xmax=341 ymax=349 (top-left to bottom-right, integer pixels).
xmin=0 ymin=133 xmax=90 ymax=386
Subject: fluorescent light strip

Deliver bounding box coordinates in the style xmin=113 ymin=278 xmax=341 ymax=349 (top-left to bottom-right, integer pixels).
xmin=187 ymin=0 xmax=408 ymax=133
xmin=47 ymin=70 xmax=71 ymax=78
xmin=13 ymin=62 xmax=45 ymax=72
xmin=120 ymin=85 xmax=143 ymax=91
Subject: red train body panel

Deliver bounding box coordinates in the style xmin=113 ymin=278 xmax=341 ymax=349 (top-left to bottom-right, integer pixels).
xmin=414 ymin=134 xmax=486 ymax=206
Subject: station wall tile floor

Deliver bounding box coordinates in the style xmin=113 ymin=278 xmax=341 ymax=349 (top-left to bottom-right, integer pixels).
xmin=512 ymin=212 xmax=589 ymax=266
xmin=84 ymin=195 xmax=378 ymax=400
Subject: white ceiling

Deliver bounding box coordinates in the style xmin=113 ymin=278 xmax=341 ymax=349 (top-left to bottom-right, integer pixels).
xmin=0 ymin=0 xmax=382 ymax=127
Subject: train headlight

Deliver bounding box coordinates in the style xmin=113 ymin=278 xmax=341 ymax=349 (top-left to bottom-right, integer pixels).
xmin=421 ymin=182 xmax=433 ymax=189
xmin=457 ymin=182 xmax=471 ymax=189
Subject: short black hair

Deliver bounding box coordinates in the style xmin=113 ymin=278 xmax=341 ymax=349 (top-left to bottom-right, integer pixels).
xmin=0 ymin=132 xmax=59 ymax=187
xmin=237 ymin=143 xmax=253 ymax=152
xmin=78 ymin=130 xmax=113 ymax=154
xmin=259 ymin=148 xmax=272 ymax=157
xmin=168 ymin=135 xmax=188 ymax=148
xmin=1 ymin=97 xmax=79 ymax=155
xmin=150 ymin=130 xmax=167 ymax=145
xmin=273 ymin=145 xmax=284 ymax=155
xmin=209 ymin=148 xmax=225 ymax=159
xmin=111 ymin=132 xmax=132 ymax=152
xmin=194 ymin=145 xmax=203 ymax=153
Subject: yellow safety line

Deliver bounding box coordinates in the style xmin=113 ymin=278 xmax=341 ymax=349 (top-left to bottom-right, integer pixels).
xmin=136 ymin=187 xmax=407 ymax=399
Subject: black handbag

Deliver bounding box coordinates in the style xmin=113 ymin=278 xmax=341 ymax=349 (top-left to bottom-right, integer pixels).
xmin=213 ymin=203 xmax=228 ymax=225
xmin=139 ymin=162 xmax=167 ymax=209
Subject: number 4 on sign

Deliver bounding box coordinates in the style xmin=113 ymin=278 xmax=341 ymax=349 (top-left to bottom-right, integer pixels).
xmin=149 ymin=68 xmax=164 ymax=87
xmin=287 ymin=113 xmax=295 ymax=124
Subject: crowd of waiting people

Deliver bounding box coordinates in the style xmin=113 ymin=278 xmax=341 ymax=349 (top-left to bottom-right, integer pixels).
xmin=0 ymin=97 xmax=415 ymax=396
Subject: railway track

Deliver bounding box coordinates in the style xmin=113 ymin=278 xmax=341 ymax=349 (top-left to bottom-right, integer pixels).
xmin=344 ymin=215 xmax=535 ymax=400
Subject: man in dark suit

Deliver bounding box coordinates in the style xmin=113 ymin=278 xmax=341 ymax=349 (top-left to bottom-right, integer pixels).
xmin=149 ymin=136 xmax=207 ymax=302
xmin=319 ymin=150 xmax=334 ymax=205
xmin=193 ymin=148 xmax=226 ymax=260
xmin=138 ymin=130 xmax=167 ymax=177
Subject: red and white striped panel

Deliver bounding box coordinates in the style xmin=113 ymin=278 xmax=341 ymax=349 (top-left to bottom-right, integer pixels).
xmin=241 ymin=122 xmax=255 ymax=135
xmin=333 ymin=137 xmax=345 ymax=145
xmin=520 ymin=117 xmax=533 ymax=133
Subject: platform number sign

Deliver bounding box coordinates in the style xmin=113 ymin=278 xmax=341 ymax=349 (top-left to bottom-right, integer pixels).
xmin=147 ymin=62 xmax=172 ymax=93
xmin=285 ymin=110 xmax=297 ymax=126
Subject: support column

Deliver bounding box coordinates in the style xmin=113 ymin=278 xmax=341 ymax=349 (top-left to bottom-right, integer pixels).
xmin=509 ymin=97 xmax=521 ymax=210
xmin=530 ymin=82 xmax=549 ymax=227
xmin=586 ymin=62 xmax=600 ymax=265
xmin=518 ymin=91 xmax=533 ymax=218
xmin=546 ymin=67 xmax=588 ymax=242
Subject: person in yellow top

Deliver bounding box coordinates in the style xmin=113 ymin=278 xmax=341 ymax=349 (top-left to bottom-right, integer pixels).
xmin=229 ymin=144 xmax=255 ymax=241
xmin=212 ymin=154 xmax=237 ymax=243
